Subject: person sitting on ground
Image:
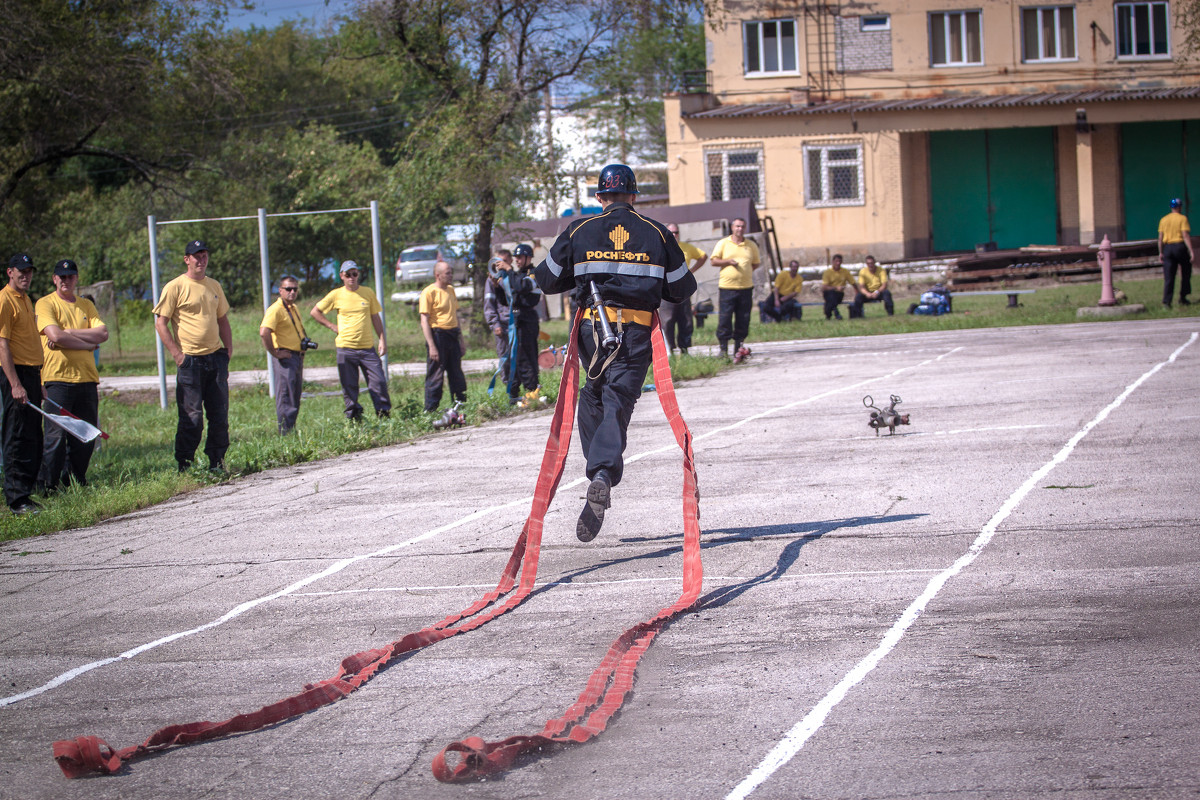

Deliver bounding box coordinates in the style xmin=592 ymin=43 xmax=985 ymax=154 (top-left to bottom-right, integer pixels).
xmin=849 ymin=255 xmax=894 ymax=318
xmin=760 ymin=260 xmax=803 ymax=323
xmin=821 ymin=254 xmax=855 ymax=321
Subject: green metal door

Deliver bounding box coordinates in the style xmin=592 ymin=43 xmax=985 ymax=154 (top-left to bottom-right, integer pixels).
xmin=930 ymin=127 xmax=1058 ymax=253
xmin=929 ymin=130 xmax=990 ymax=253
xmin=1121 ymin=121 xmax=1200 ymax=239
xmin=989 ymin=128 xmax=1058 ymax=247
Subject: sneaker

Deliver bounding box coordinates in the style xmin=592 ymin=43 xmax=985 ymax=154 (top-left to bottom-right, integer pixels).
xmin=377 ymin=409 xmax=390 ymax=419
xmin=11 ymin=501 xmax=42 ymax=516
xmin=1181 ymin=298 xmax=1192 ymax=306
xmin=524 ymin=388 xmax=547 ymax=405
xmin=733 ymin=346 xmax=751 ymax=364
xmin=680 ymin=348 xmax=688 ymax=355
xmin=834 ymin=311 xmax=843 ymax=320
xmin=577 ymin=470 xmax=612 ymax=542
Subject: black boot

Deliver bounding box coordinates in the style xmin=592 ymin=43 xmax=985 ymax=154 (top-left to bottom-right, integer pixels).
xmin=577 ymin=469 xmax=612 ymax=542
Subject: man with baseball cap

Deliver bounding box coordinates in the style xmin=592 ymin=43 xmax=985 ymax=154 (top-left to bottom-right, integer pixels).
xmin=0 ymin=253 xmax=45 ymax=513
xmin=1158 ymin=198 xmax=1193 ymax=308
xmin=153 ymin=239 xmax=233 ymax=472
xmin=35 ymin=259 xmax=108 ymax=491
xmin=311 ymin=260 xmax=391 ymax=420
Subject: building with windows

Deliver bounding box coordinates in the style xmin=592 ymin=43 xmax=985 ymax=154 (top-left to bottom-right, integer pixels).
xmin=664 ymin=0 xmax=1200 ymax=263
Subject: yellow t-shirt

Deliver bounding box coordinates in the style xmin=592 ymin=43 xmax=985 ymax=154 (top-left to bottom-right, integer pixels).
xmin=822 ymin=266 xmax=854 ymax=290
xmin=711 ymin=237 xmax=760 ymax=290
xmin=857 ymin=267 xmax=889 ymax=293
xmin=36 ymin=293 xmax=103 ymax=383
xmin=1159 ymin=212 xmax=1191 ymax=244
xmin=0 ymin=285 xmax=43 ymax=367
xmin=260 ymin=299 xmax=304 ymax=351
xmin=774 ymin=271 xmax=804 ymax=297
xmin=316 ymin=286 xmax=382 ymax=350
xmin=419 ymin=283 xmax=459 ymax=330
xmin=680 ymin=241 xmax=706 ymax=265
xmin=152 ymin=274 xmax=230 ymax=356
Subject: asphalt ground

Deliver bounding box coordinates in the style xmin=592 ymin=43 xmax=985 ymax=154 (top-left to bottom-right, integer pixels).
xmin=1 ymin=318 xmax=1198 ymax=800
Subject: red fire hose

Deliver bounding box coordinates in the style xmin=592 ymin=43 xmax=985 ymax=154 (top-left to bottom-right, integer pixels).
xmin=53 ymin=311 xmax=702 ymax=783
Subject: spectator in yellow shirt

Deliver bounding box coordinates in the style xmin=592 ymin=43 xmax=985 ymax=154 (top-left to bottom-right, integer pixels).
xmin=419 ymin=261 xmax=467 ymax=412
xmin=1158 ymin=198 xmax=1193 ymax=308
xmin=849 ymin=255 xmax=894 ymax=318
xmin=759 ymin=260 xmax=804 ymax=323
xmin=311 ymin=260 xmax=392 ymax=421
xmin=153 ymin=239 xmax=233 ymax=472
xmin=259 ymin=275 xmax=307 ymax=434
xmin=37 ymin=259 xmax=108 ymax=491
xmin=709 ymin=217 xmax=760 ymax=358
xmin=820 ymin=254 xmax=856 ymax=321
xmin=0 ymin=253 xmax=44 ymax=513
xmin=659 ymin=224 xmax=707 ymax=354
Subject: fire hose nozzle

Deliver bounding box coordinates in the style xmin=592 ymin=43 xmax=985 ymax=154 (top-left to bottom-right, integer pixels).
xmin=587 ymin=280 xmax=620 ymax=351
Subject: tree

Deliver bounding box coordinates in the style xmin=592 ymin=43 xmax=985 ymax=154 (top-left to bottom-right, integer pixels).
xmin=0 ymin=0 xmax=236 ymax=216
xmin=574 ymin=1 xmax=706 ymax=165
xmin=354 ymin=0 xmax=629 ymax=338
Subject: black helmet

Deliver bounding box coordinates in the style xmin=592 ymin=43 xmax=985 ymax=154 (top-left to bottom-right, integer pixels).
xmin=596 ymin=164 xmax=638 ymax=196
xmin=513 ymin=243 xmax=534 ymax=258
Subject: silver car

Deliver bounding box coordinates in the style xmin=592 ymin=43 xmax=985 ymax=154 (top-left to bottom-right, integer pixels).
xmin=395 ymin=244 xmax=468 ymax=284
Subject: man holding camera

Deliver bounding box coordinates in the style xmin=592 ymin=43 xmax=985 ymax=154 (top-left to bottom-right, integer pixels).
xmin=153 ymin=239 xmax=233 ymax=473
xmin=259 ymin=275 xmax=309 ymax=434
xmin=534 ymin=164 xmax=695 ymax=542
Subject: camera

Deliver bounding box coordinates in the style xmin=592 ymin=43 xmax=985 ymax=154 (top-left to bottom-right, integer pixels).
xmin=300 ymin=337 xmax=319 ymax=351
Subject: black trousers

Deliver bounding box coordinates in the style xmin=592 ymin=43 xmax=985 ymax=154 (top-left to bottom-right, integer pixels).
xmin=175 ymin=350 xmax=229 ymax=470
xmin=511 ymin=314 xmax=540 ymax=397
xmin=660 ymin=299 xmax=694 ymax=351
xmin=849 ymin=289 xmax=895 ymax=317
xmin=1162 ymin=242 xmax=1192 ymax=304
xmin=39 ymin=381 xmax=99 ymax=490
xmin=577 ymin=320 xmax=651 ymax=487
xmin=823 ymin=288 xmax=845 ymax=319
xmin=1 ymin=364 xmax=43 ymax=509
xmin=716 ymin=287 xmax=752 ymax=348
xmin=425 ymin=327 xmax=467 ymax=411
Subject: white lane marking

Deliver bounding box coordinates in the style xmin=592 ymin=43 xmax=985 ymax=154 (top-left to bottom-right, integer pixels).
xmin=289 ymin=568 xmax=944 ymax=597
xmin=0 ymin=346 xmax=960 ymax=708
xmin=725 ymin=331 xmax=1198 ymax=800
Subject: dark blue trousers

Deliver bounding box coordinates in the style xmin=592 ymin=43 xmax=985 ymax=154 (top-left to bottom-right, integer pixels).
xmin=576 ymin=321 xmax=651 ymax=487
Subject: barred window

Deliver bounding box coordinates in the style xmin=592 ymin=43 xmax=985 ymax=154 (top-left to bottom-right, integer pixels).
xmin=804 ymin=143 xmax=865 ymax=207
xmin=1115 ymin=1 xmax=1170 ymax=58
xmin=706 ymin=147 xmax=764 ymax=205
xmin=930 ymin=10 xmax=983 ymax=66
xmin=744 ymin=19 xmax=799 ymax=76
xmin=1022 ymin=6 xmax=1077 ymax=61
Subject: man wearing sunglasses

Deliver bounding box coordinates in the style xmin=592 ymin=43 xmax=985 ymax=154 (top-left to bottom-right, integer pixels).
xmin=260 ymin=276 xmax=307 ymax=434
xmin=311 ymin=260 xmax=391 ymax=421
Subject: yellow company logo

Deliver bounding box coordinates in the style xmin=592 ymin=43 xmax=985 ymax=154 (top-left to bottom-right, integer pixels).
xmin=609 ymin=225 xmax=630 ymax=251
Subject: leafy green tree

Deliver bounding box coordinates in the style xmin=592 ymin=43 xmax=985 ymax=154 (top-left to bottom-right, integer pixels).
xmin=575 ymin=0 xmax=706 ymax=164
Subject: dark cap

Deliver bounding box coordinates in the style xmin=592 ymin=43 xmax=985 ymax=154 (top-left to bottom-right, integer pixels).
xmin=8 ymin=253 xmax=34 ymax=271
xmin=184 ymin=239 xmax=209 ymax=255
xmin=514 ymin=244 xmax=534 ymax=258
xmin=54 ymin=259 xmax=79 ymax=277
xmin=1171 ymin=198 xmax=1182 ymax=210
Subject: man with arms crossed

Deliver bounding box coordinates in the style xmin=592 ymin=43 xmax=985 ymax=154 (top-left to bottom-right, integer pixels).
xmin=709 ymin=217 xmax=759 ymax=359
xmin=37 ymin=259 xmax=108 ymax=490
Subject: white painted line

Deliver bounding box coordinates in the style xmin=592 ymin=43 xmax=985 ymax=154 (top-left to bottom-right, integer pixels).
xmin=725 ymin=331 xmax=1198 ymax=800
xmin=290 ymin=568 xmax=944 ymax=597
xmin=0 ymin=345 xmax=962 ymax=708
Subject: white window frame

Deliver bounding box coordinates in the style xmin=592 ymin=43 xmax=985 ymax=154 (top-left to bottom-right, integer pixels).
xmin=743 ymin=19 xmax=800 ymax=77
xmin=929 ymin=10 xmax=984 ymax=66
xmin=861 ymin=15 xmax=891 ymax=31
xmin=1115 ymin=1 xmax=1171 ymax=59
xmin=705 ymin=146 xmax=765 ymax=206
xmin=803 ymin=142 xmax=865 ymax=208
xmin=1022 ymin=6 xmax=1078 ymax=62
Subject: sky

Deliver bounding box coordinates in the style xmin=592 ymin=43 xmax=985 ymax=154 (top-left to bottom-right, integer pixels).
xmin=223 ymin=0 xmax=358 ymax=30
